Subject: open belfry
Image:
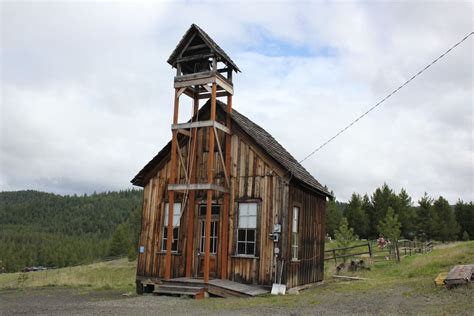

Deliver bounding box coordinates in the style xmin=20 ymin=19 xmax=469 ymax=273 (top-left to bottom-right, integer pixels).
xmin=132 ymin=24 xmax=332 ymax=298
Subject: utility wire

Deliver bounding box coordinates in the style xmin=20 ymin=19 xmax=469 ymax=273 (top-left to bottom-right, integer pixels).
xmin=298 ymin=31 xmax=473 ymax=165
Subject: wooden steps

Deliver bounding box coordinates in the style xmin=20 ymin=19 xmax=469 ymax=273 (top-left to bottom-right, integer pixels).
xmin=153 ymin=283 xmax=206 ymax=299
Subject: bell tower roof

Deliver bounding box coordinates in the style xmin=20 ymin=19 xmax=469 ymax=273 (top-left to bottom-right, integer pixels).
xmin=167 ymin=24 xmax=240 ymax=73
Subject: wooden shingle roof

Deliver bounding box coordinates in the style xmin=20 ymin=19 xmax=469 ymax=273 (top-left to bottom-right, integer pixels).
xmin=131 ymin=100 xmax=332 ymax=198
xmin=167 ymin=24 xmax=240 ymax=72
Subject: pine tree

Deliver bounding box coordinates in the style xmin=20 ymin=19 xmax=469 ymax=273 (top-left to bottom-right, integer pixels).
xmin=454 ymin=200 xmax=474 ymax=240
xmin=109 ymin=223 xmax=132 ymax=257
xmin=335 ymin=217 xmax=357 ymax=248
xmin=462 ymin=231 xmax=470 ymax=241
xmin=335 ymin=217 xmax=357 ymax=263
xmin=433 ymin=196 xmax=460 ymax=242
xmin=325 ymin=200 xmax=343 ymax=238
xmin=369 ymin=184 xmax=398 ymax=238
xmin=345 ymin=193 xmax=369 ymax=239
xmin=416 ymin=193 xmax=438 ymax=240
xmin=377 ymin=207 xmax=401 ymax=242
xmin=398 ymin=188 xmax=416 ymax=238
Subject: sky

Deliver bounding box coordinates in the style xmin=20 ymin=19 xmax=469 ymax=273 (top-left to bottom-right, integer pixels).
xmin=1 ymin=0 xmax=473 ymax=203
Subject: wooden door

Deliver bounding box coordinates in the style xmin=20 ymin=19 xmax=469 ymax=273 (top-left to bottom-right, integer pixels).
xmin=196 ymin=205 xmax=220 ymax=278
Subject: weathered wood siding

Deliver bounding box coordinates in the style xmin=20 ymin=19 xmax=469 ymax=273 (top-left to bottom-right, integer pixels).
xmin=136 ymin=121 xmax=287 ymax=284
xmin=136 ymin=111 xmax=325 ymax=288
xmin=284 ymin=184 xmax=326 ymax=288
xmin=227 ymin=130 xmax=287 ymax=285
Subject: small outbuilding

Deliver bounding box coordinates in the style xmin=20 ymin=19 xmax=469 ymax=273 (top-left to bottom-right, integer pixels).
xmin=132 ymin=24 xmax=332 ymax=297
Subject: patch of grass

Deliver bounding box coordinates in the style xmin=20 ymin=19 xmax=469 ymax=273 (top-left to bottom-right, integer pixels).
xmin=0 ymin=258 xmax=136 ymax=292
xmin=201 ymin=241 xmax=474 ymax=311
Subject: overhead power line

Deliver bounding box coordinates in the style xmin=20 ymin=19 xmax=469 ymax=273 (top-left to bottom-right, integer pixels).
xmin=298 ymin=31 xmax=473 ymax=165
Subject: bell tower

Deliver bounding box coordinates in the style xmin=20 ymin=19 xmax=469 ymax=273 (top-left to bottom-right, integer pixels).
xmin=164 ymin=24 xmax=240 ymax=283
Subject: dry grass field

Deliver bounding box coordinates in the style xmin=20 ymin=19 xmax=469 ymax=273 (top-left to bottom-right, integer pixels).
xmin=1 ymin=241 xmax=473 ymax=315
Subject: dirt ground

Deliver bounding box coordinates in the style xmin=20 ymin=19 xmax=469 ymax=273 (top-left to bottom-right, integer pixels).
xmin=1 ymin=284 xmax=473 ymax=316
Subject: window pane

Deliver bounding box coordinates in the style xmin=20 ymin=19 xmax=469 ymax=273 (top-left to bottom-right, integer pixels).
xmin=238 ymin=203 xmax=258 ymax=229
xmin=238 ymin=229 xmax=246 ymax=242
xmin=172 ymin=239 xmax=178 ymax=252
xmin=164 ymin=203 xmax=181 ymax=227
xmin=237 ymin=242 xmax=246 ymax=254
xmin=173 ymin=227 xmax=179 ymax=239
xmin=247 ymin=229 xmax=255 ymax=242
xmin=239 ymin=203 xmax=248 ymax=216
xmin=239 ymin=215 xmax=248 ymax=228
xmin=247 ymin=242 xmax=255 ymax=255
xmin=292 ymin=246 xmax=298 ymax=259
xmin=248 ymin=203 xmax=257 ymax=216
xmin=210 ymin=238 xmax=214 ymax=254
xmin=248 ymin=215 xmax=257 ymax=229
xmin=292 ymin=207 xmax=299 ymax=233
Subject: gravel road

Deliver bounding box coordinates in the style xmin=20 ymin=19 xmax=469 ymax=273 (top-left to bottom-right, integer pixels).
xmin=1 ymin=284 xmax=472 ymax=315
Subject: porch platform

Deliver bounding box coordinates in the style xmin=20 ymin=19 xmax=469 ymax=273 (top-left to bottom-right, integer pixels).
xmin=165 ymin=277 xmax=269 ymax=297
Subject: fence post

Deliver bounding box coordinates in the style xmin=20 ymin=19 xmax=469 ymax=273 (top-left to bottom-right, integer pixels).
xmin=395 ymin=240 xmax=400 ymax=262
xmin=367 ymin=240 xmax=373 ymax=257
xmin=333 ymin=249 xmax=337 ymax=266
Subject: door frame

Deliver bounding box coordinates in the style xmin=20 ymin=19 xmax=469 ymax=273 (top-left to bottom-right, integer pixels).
xmin=194 ymin=204 xmax=220 ymax=278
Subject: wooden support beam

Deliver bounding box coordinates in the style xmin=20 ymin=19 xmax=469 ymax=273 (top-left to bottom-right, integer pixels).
xmin=172 ymin=120 xmax=230 ymax=134
xmin=220 ymin=94 xmax=232 ymax=280
xmin=167 ymin=183 xmax=228 ymax=193
xmin=204 ymin=82 xmax=217 ymax=284
xmin=177 ymin=33 xmax=196 ymax=59
xmin=176 ymin=144 xmax=189 ymax=183
xmin=177 ymin=129 xmax=191 ymax=137
xmin=187 ymin=43 xmax=208 ymax=50
xmin=165 ymin=88 xmax=180 ymax=280
xmin=213 ymin=126 xmax=229 ymax=187
xmin=198 ymin=91 xmax=229 ymax=99
xmin=177 ymin=87 xmax=186 ymax=97
xmin=185 ymin=96 xmax=199 ymax=278
xmin=202 ymin=84 xmax=212 ymax=93
xmin=215 ymin=76 xmax=234 ymax=95
xmin=176 ymin=53 xmax=213 ymax=64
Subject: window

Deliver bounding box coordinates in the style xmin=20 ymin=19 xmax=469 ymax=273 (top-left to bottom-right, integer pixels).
xmin=292 ymin=206 xmax=299 ymax=260
xmin=162 ymin=202 xmax=181 ymax=253
xmin=237 ymin=202 xmax=257 ymax=256
xmin=199 ymin=220 xmax=218 ymax=254
xmin=199 ymin=205 xmax=220 ymax=255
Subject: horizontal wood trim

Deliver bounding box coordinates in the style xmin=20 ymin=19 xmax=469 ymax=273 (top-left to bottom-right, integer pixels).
xmin=168 ymin=183 xmax=228 ymax=193
xmin=172 ymin=120 xmax=230 ymax=134
xmin=231 ymin=255 xmax=260 ymax=259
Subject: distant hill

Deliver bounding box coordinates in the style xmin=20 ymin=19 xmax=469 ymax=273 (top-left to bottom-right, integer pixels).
xmin=0 ymin=189 xmax=142 ymax=272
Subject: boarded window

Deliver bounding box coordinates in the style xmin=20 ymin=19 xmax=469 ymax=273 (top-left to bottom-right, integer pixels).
xmin=292 ymin=206 xmax=299 ymax=260
xmin=237 ymin=203 xmax=257 ymax=256
xmin=162 ymin=202 xmax=181 ymax=253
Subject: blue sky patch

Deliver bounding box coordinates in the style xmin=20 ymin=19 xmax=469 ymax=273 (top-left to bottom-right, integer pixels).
xmin=244 ymin=25 xmax=337 ymax=58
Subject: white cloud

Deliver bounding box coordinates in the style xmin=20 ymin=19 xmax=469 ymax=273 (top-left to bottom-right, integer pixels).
xmin=1 ymin=0 xmax=472 ymax=203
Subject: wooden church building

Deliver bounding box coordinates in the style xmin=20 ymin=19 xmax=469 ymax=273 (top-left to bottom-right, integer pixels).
xmin=132 ymin=24 xmax=333 ymax=297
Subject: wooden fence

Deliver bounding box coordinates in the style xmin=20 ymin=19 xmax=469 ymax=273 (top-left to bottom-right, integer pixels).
xmin=324 ymin=242 xmax=372 ymax=265
xmin=325 ymin=240 xmax=434 ymax=265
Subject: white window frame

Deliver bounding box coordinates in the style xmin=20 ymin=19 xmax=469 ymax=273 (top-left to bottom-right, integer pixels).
xmin=162 ymin=202 xmax=181 ymax=253
xmin=292 ymin=206 xmax=299 ymax=261
xmin=236 ymin=202 xmax=258 ymax=256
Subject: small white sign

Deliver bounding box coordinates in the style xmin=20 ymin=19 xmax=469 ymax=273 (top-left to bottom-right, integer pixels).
xmin=139 ymin=246 xmax=145 ymax=253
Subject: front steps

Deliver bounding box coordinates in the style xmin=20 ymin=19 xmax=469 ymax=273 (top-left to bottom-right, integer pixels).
xmin=153 ymin=283 xmax=206 ymax=299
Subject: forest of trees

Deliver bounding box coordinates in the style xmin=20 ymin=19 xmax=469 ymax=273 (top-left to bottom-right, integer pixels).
xmin=0 ymin=190 xmax=142 ymax=272
xmin=1 ymin=184 xmax=472 ymax=273
xmin=326 ymin=183 xmax=473 ymax=242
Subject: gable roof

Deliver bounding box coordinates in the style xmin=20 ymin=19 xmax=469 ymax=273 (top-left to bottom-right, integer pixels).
xmin=167 ymin=24 xmax=240 ymax=72
xmin=131 ymin=100 xmax=332 ymax=198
